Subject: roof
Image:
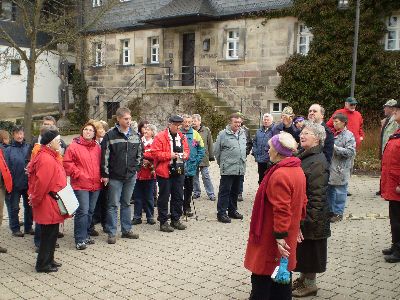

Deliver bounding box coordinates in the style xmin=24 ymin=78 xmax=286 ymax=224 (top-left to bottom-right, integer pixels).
xmin=85 ymin=0 xmax=293 ymax=33
xmin=0 ymin=21 xmax=51 ymax=48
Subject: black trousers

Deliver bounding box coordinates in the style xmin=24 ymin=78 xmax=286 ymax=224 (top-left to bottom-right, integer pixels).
xmin=389 ymin=201 xmax=400 ymax=248
xmin=250 ymin=273 xmax=292 ymax=300
xmin=36 ymin=223 xmax=59 ymax=271
xmin=257 ymin=162 xmax=270 ymax=185
xmin=91 ymin=187 xmax=108 ymax=229
xmin=183 ymin=176 xmax=194 ymax=212
xmin=157 ymin=175 xmax=184 ymax=224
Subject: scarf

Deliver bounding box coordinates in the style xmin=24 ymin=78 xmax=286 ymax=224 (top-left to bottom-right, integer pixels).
xmin=168 ymin=129 xmax=182 ymax=164
xmin=249 ymin=156 xmax=301 ymax=244
xmin=142 ymin=136 xmax=153 ymax=147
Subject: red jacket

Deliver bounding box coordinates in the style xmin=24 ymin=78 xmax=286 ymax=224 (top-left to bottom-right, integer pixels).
xmin=244 ymin=166 xmax=307 ymax=275
xmin=63 ymin=136 xmax=102 ymax=191
xmin=0 ymin=148 xmax=12 ymax=193
xmin=28 ymin=146 xmax=67 ymax=224
xmin=137 ymin=140 xmax=155 ymax=181
xmin=151 ymin=128 xmax=189 ymax=179
xmin=327 ymin=108 xmax=364 ymax=148
xmin=381 ymin=129 xmax=400 ymax=201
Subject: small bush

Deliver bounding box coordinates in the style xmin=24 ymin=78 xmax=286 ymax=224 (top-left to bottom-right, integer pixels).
xmin=354 ymin=127 xmax=381 ymax=174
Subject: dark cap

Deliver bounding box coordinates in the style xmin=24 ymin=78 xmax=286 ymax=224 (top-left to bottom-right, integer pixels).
xmin=168 ymin=115 xmax=184 ymax=123
xmin=345 ymin=97 xmax=358 ymax=105
xmin=40 ymin=129 xmax=60 ymax=145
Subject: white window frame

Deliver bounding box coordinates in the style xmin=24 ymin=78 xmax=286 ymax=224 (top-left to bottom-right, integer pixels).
xmin=297 ymin=23 xmax=313 ymax=55
xmin=93 ymin=42 xmax=103 ymax=66
xmin=385 ymin=15 xmax=400 ymax=51
xmin=121 ymin=39 xmax=131 ymax=65
xmin=270 ymin=102 xmax=288 ymax=114
xmin=150 ymin=37 xmax=159 ymax=64
xmin=92 ymin=0 xmax=102 ymax=7
xmin=226 ymin=30 xmax=239 ymax=60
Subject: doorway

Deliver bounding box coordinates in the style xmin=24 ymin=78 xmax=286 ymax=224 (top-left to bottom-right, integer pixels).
xmin=182 ymin=33 xmax=195 ymax=86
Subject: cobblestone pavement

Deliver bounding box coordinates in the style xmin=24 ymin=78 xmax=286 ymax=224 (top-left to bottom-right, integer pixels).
xmin=1 ymin=158 xmax=399 ymax=300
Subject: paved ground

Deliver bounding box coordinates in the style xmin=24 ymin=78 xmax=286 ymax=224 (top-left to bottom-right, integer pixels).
xmin=0 ymin=157 xmax=399 ymax=300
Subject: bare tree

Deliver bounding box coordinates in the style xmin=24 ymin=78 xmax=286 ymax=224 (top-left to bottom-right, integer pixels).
xmin=0 ymin=0 xmax=116 ymax=141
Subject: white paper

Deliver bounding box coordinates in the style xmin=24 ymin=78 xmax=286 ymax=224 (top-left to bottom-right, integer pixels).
xmin=57 ymin=183 xmax=79 ymax=215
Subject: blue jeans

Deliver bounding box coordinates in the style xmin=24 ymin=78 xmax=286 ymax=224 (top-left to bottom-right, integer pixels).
xmin=193 ymin=166 xmax=215 ymax=198
xmin=5 ymin=189 xmax=32 ymax=233
xmin=217 ymin=175 xmax=242 ymax=216
xmin=106 ymin=175 xmax=136 ymax=236
xmin=74 ymin=190 xmax=100 ymax=243
xmin=133 ymin=179 xmax=155 ymax=221
xmin=327 ymin=184 xmax=348 ymax=215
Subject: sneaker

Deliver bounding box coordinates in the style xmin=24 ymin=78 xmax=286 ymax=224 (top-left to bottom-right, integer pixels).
xmin=76 ymin=242 xmax=87 ymax=250
xmin=382 ymin=245 xmax=394 ymax=255
xmin=217 ymin=214 xmax=231 ymax=223
xmin=384 ymin=252 xmax=400 ymax=263
xmin=131 ymin=218 xmax=142 ymax=225
xmin=330 ymin=214 xmax=343 ymax=223
xmin=237 ymin=194 xmax=244 ymax=202
xmin=107 ymin=235 xmax=116 ymax=244
xmin=228 ymin=211 xmax=243 ymax=220
xmin=0 ymin=246 xmax=7 ymax=253
xmin=25 ymin=228 xmax=35 ymax=235
xmin=12 ymin=231 xmax=24 ymax=237
xmin=160 ymin=222 xmax=174 ymax=232
xmin=171 ymin=220 xmax=187 ymax=230
xmin=121 ymin=231 xmax=139 ymax=239
xmin=147 ymin=219 xmax=156 ymax=225
xmin=209 ymin=195 xmax=216 ymax=201
xmin=89 ymin=228 xmax=99 ymax=237
xmin=84 ymin=238 xmax=95 ymax=245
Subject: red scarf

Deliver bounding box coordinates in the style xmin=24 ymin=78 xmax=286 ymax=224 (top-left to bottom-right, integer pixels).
xmin=249 ymin=156 xmax=301 ymax=244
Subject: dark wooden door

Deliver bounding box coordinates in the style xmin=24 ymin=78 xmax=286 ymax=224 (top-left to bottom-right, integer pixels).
xmin=106 ymin=102 xmax=120 ymax=120
xmin=182 ymin=33 xmax=195 ymax=86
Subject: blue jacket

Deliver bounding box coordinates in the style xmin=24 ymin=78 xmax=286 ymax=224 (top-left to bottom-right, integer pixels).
xmin=252 ymin=125 xmax=275 ymax=163
xmin=4 ymin=141 xmax=31 ymax=191
xmin=181 ymin=127 xmax=205 ymax=177
xmin=272 ymin=122 xmax=300 ymax=143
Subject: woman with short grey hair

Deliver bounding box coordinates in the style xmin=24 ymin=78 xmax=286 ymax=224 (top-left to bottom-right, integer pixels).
xmin=302 ymin=121 xmax=327 ymax=146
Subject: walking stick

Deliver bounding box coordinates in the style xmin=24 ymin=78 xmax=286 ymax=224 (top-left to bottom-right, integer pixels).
xmin=191 ymin=195 xmax=198 ymax=221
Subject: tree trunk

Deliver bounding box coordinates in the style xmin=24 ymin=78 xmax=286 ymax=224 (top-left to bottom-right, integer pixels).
xmin=24 ymin=60 xmax=36 ymax=143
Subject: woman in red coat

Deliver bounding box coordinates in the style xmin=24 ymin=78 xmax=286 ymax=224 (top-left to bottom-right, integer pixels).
xmin=381 ymin=102 xmax=400 ymax=263
xmin=28 ymin=128 xmax=67 ymax=272
xmin=0 ymin=147 xmax=12 ymax=253
xmin=64 ymin=122 xmax=102 ymax=250
xmin=244 ymin=132 xmax=308 ymax=299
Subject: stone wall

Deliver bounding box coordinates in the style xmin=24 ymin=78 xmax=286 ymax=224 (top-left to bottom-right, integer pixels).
xmin=84 ymin=16 xmax=299 ymax=123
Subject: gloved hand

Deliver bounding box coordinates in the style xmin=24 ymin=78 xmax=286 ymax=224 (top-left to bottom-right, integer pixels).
xmin=273 ymin=257 xmax=291 ymax=285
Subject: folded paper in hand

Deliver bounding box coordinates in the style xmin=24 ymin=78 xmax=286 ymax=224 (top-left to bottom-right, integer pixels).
xmin=57 ymin=183 xmax=79 ymax=215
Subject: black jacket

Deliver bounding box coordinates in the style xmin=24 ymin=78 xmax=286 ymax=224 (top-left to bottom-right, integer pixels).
xmin=322 ymin=122 xmax=334 ymax=164
xmin=101 ymin=125 xmax=143 ymax=180
xmin=297 ymin=145 xmax=331 ymax=240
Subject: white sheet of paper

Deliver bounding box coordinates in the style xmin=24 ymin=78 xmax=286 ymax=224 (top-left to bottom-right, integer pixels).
xmin=57 ymin=183 xmax=79 ymax=215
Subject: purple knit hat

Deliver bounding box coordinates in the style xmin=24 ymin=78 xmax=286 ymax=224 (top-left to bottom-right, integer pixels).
xmin=270 ymin=135 xmax=293 ymax=157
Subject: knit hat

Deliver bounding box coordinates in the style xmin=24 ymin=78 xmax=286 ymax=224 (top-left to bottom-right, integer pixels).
xmin=383 ymin=99 xmax=397 ymax=107
xmin=40 ymin=129 xmax=60 ymax=145
xmin=282 ymin=106 xmax=294 ymax=116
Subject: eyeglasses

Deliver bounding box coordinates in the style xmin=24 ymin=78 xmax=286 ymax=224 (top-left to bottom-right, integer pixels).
xmin=300 ymin=131 xmax=315 ymax=136
xmin=308 ymin=109 xmax=318 ymax=113
xmin=83 ymin=128 xmax=95 ymax=132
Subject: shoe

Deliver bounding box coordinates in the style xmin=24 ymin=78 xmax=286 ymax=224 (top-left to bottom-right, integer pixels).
xmin=171 ymin=220 xmax=187 ymax=230
xmin=376 ymin=191 xmax=381 ymax=196
xmin=35 ymin=246 xmax=39 ymax=253
xmin=51 ymin=261 xmax=62 ymax=268
xmin=183 ymin=211 xmax=194 ymax=217
xmin=292 ymin=284 xmax=318 ymax=297
xmin=84 ymin=238 xmax=95 ymax=245
xmin=121 ymin=231 xmax=139 ymax=239
xmin=0 ymin=246 xmax=7 ymax=253
xmin=58 ymin=232 xmax=64 ymax=238
xmin=12 ymin=231 xmax=24 ymax=237
xmin=330 ymin=214 xmax=343 ymax=223
xmin=131 ymin=219 xmax=142 ymax=225
xmin=76 ymin=242 xmax=87 ymax=250
xmin=36 ymin=266 xmax=58 ymax=273
xmin=384 ymin=251 xmax=400 ymax=263
xmin=25 ymin=229 xmax=35 ymax=235
xmin=382 ymin=246 xmax=394 ymax=255
xmin=160 ymin=222 xmax=174 ymax=232
xmin=147 ymin=219 xmax=156 ymax=225
xmin=228 ymin=211 xmax=243 ymax=220
xmin=237 ymin=194 xmax=243 ymax=202
xmin=209 ymin=196 xmax=216 ymax=201
xmin=193 ymin=194 xmax=200 ymax=199
xmin=217 ymin=215 xmax=231 ymax=223
xmin=89 ymin=228 xmax=99 ymax=237
xmin=108 ymin=235 xmax=116 ymax=244
xmin=55 ymin=243 xmax=60 ymax=248
xmin=292 ymin=278 xmax=305 ymax=291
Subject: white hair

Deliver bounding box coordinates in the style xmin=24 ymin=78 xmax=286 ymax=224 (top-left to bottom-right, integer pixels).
xmin=263 ymin=113 xmax=273 ymax=119
xmin=192 ymin=114 xmax=201 ymax=122
xmin=303 ymin=121 xmax=326 ymax=146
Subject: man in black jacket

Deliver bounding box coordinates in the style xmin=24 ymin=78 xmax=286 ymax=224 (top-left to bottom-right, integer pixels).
xmin=101 ymin=107 xmax=143 ymax=244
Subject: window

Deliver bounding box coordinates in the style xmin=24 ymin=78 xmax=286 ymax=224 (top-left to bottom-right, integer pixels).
xmin=92 ymin=0 xmax=102 ymax=7
xmin=385 ymin=15 xmax=400 ymax=51
xmin=0 ymin=1 xmax=16 ymax=21
xmin=10 ymin=59 xmax=20 ymax=75
xmin=150 ymin=37 xmax=159 ymax=64
xmin=121 ymin=39 xmax=131 ymax=65
xmin=93 ymin=42 xmax=103 ymax=66
xmin=226 ymin=30 xmax=239 ymax=59
xmin=271 ymin=102 xmax=288 ymax=113
xmin=297 ymin=23 xmax=313 ymax=55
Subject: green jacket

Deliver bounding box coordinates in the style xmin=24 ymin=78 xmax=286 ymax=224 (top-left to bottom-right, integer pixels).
xmin=214 ymin=125 xmax=247 ymax=176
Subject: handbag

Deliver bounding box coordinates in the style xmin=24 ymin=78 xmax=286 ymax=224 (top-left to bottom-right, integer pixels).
xmin=49 ymin=192 xmax=68 ymax=215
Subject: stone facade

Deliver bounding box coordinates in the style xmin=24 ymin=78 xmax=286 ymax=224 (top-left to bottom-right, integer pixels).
xmin=85 ymin=16 xmax=301 ymax=123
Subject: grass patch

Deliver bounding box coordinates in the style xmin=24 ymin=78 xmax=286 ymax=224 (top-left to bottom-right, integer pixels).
xmin=353 ymin=127 xmax=381 ymax=175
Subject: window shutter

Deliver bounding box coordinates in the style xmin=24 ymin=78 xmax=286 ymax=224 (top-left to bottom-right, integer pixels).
xmin=238 ymin=28 xmax=246 ymax=59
